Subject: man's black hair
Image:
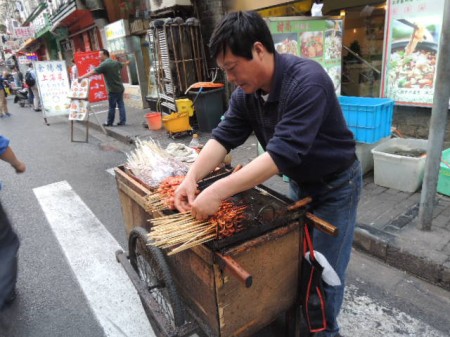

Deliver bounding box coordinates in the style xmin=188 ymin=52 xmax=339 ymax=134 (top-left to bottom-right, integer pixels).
xmin=100 ymin=49 xmax=110 ymax=57
xmin=209 ymin=11 xmax=275 ymax=60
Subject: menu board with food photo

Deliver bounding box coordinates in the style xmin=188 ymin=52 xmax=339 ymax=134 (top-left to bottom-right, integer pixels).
xmin=68 ymin=100 xmax=90 ymax=121
xmin=69 ymin=78 xmax=90 ymax=99
xmin=266 ymin=17 xmax=343 ymax=95
xmin=35 ymin=61 xmax=71 ymax=117
xmin=381 ymin=0 xmax=445 ymax=106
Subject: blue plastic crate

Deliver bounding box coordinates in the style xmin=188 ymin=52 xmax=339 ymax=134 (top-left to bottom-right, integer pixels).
xmin=338 ymin=96 xmax=394 ymax=144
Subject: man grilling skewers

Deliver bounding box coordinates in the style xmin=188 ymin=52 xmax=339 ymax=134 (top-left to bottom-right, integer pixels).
xmin=174 ymin=11 xmax=362 ymax=337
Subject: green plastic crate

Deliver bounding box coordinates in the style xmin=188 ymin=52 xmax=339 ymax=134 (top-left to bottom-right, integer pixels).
xmin=437 ymin=148 xmax=450 ymax=196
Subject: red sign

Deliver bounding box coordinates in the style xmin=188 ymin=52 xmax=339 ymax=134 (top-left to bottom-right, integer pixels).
xmin=74 ymin=51 xmax=108 ymax=102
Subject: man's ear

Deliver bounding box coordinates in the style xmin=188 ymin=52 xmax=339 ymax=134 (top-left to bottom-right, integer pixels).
xmin=253 ymin=42 xmax=265 ymax=59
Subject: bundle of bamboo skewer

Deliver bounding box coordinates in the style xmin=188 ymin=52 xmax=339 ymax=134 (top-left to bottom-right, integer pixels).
xmin=144 ymin=176 xmax=186 ymax=212
xmin=148 ymin=201 xmax=247 ymax=255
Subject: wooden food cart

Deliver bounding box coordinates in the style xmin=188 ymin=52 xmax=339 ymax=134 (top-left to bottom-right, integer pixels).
xmin=114 ymin=166 xmax=336 ymax=337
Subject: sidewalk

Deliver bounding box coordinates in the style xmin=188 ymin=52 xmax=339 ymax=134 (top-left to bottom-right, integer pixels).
xmin=86 ymin=103 xmax=450 ymax=291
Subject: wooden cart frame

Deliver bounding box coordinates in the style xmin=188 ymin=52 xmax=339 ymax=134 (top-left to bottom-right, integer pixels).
xmin=114 ymin=166 xmax=336 ymax=337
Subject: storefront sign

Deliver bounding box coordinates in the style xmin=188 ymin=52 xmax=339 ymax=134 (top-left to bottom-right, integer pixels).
xmin=35 ymin=61 xmax=71 ymax=117
xmin=12 ymin=27 xmax=34 ymax=39
xmin=32 ymin=11 xmax=48 ymax=33
xmin=233 ymin=0 xmax=293 ymax=11
xmin=105 ymin=20 xmax=129 ymax=40
xmin=381 ymin=0 xmax=445 ymax=106
xmin=74 ymin=51 xmax=108 ymax=102
xmin=267 ymin=17 xmax=343 ymax=95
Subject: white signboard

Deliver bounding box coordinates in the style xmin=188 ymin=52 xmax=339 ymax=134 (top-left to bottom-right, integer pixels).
xmin=35 ymin=61 xmax=71 ymax=117
xmin=105 ymin=20 xmax=129 ymax=40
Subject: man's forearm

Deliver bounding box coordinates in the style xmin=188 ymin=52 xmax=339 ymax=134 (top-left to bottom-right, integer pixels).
xmin=209 ymin=152 xmax=279 ymax=200
xmin=1 ymin=147 xmax=22 ymax=169
xmin=185 ymin=139 xmax=227 ymax=183
xmin=79 ymin=70 xmax=95 ymax=80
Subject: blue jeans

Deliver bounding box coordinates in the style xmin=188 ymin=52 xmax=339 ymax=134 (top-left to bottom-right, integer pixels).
xmin=290 ymin=160 xmax=362 ymax=337
xmin=0 ymin=202 xmax=19 ymax=311
xmin=107 ymin=91 xmax=126 ymax=125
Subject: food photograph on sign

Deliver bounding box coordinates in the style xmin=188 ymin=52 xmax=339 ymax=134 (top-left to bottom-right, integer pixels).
xmin=324 ymin=20 xmax=342 ymax=60
xmin=273 ymin=33 xmax=299 ymax=56
xmin=68 ymin=100 xmax=89 ymax=121
xmin=300 ymin=31 xmax=324 ymax=58
xmin=70 ymin=78 xmax=90 ymax=99
xmin=385 ymin=17 xmax=440 ymax=104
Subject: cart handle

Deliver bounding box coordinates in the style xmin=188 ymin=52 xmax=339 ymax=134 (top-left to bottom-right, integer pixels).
xmin=306 ymin=212 xmax=339 ymax=237
xmin=215 ymin=252 xmax=253 ymax=288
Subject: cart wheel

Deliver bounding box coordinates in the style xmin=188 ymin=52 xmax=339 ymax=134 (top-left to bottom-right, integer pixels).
xmin=129 ymin=227 xmax=185 ymax=327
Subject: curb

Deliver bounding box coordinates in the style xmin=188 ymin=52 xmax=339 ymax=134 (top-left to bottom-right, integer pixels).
xmin=354 ymin=225 xmax=450 ymax=291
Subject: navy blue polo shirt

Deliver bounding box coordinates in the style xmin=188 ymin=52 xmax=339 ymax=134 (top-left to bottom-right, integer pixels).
xmin=212 ymin=52 xmax=355 ymax=183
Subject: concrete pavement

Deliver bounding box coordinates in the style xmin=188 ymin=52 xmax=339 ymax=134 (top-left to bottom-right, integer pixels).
xmin=83 ymin=102 xmax=450 ymax=291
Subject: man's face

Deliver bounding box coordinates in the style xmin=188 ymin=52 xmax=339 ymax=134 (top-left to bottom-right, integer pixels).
xmin=99 ymin=51 xmax=107 ymax=61
xmin=216 ymin=46 xmax=265 ymax=94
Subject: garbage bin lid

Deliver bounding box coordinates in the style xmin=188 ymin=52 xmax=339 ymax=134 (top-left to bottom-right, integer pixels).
xmin=185 ymin=82 xmax=224 ymax=94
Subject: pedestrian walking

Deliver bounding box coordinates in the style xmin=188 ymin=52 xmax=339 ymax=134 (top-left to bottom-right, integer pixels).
xmin=25 ymin=63 xmax=41 ymax=112
xmin=0 ymin=72 xmax=11 ymax=118
xmin=0 ymin=135 xmax=26 ymax=331
xmin=174 ymin=11 xmax=362 ymax=337
xmin=78 ymin=49 xmax=130 ymax=126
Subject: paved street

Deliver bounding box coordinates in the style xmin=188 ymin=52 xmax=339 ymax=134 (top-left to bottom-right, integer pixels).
xmin=0 ymin=98 xmax=449 ymax=337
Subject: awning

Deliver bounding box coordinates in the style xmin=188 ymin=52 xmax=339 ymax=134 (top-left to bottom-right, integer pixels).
xmin=50 ymin=0 xmax=77 ymax=32
xmin=323 ymin=0 xmax=386 ymax=14
xmin=17 ymin=38 xmax=41 ymax=53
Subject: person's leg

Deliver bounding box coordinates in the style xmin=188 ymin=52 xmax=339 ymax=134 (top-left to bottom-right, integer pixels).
xmin=0 ymin=202 xmax=20 ymax=311
xmin=28 ymin=87 xmax=34 ymax=104
xmin=0 ymin=90 xmax=6 ymax=117
xmin=31 ymin=86 xmax=40 ymax=110
xmin=290 ymin=161 xmax=362 ymax=337
xmin=106 ymin=92 xmax=119 ymax=125
xmin=116 ymin=91 xmax=126 ymax=124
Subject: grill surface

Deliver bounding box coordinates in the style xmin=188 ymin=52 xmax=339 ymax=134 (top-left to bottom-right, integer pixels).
xmin=205 ymin=184 xmax=305 ymax=250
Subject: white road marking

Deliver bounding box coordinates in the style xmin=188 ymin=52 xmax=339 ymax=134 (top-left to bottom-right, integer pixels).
xmin=33 ymin=181 xmax=155 ymax=337
xmin=341 ymin=284 xmax=447 ymax=337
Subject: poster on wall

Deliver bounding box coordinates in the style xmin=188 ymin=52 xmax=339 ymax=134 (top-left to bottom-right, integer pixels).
xmin=266 ymin=17 xmax=343 ymax=95
xmin=35 ymin=61 xmax=71 ymax=117
xmin=381 ymin=0 xmax=444 ymax=106
xmin=74 ymin=51 xmax=108 ymax=102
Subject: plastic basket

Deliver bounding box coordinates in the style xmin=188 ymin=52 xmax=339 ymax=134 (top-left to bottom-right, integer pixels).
xmin=162 ymin=112 xmax=192 ymax=134
xmin=371 ymin=138 xmax=427 ymax=193
xmin=437 ymin=148 xmax=450 ymax=196
xmin=339 ymin=96 xmax=394 ymax=144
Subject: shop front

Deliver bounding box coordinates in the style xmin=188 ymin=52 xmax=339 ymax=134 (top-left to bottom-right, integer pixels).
xmin=49 ymin=0 xmax=103 ymax=69
xmin=105 ymin=19 xmax=149 ymax=109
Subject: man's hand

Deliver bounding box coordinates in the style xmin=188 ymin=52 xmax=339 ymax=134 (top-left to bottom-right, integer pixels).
xmin=190 ymin=186 xmax=222 ymax=221
xmin=174 ymin=177 xmax=198 ymax=213
xmin=12 ymin=160 xmax=26 ymax=174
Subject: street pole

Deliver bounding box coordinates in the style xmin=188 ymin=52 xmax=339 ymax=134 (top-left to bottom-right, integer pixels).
xmin=418 ymin=0 xmax=450 ymax=230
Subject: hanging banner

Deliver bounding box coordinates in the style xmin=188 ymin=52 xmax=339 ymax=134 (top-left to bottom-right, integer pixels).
xmin=381 ymin=0 xmax=445 ymax=106
xmin=266 ymin=17 xmax=343 ymax=95
xmin=74 ymin=51 xmax=108 ymax=102
xmin=35 ymin=61 xmax=71 ymax=117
